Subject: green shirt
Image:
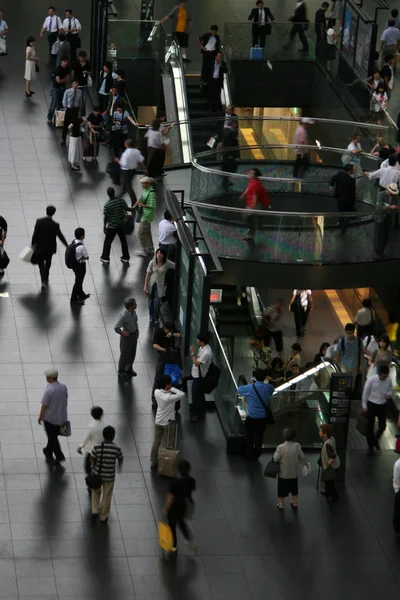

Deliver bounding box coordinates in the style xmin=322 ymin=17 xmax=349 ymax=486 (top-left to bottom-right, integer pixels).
xmin=104 ymin=197 xmax=129 ymax=229
xmin=141 ymin=187 xmax=156 ymax=223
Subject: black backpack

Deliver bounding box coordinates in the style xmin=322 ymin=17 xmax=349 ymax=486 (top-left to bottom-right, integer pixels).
xmin=65 ymin=241 xmax=82 ymax=269
xmin=200 ymin=362 xmax=221 ymax=394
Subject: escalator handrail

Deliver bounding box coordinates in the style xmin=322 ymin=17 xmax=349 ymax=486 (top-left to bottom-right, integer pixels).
xmin=209 ymin=312 xmax=238 ymax=392
xmin=168 ymin=35 xmax=193 ymax=161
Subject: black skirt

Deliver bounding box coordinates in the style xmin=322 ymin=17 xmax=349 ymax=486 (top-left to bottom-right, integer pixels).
xmin=277 ymin=476 xmax=298 ymax=497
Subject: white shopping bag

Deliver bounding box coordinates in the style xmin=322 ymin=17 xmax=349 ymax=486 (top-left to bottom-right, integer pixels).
xmin=0 ymin=38 xmax=7 ymax=55
xmin=207 ymin=135 xmax=217 ymax=149
xmin=301 ymin=464 xmax=312 ymax=477
xmin=19 ymin=246 xmax=34 ymax=262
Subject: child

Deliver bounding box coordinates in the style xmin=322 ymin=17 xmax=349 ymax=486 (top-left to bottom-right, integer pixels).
xmin=77 ymin=406 xmax=105 ymax=478
xmin=371 ymin=81 xmax=388 ymax=125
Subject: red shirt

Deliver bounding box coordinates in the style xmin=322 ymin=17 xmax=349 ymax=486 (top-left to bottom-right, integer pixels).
xmin=245 ymin=179 xmax=271 ymax=208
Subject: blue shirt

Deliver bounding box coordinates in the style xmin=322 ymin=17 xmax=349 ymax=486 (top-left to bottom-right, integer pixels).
xmin=41 ymin=381 xmax=68 ymax=425
xmin=381 ymin=26 xmax=400 ymax=45
xmin=237 ymin=381 xmax=274 ymax=419
xmin=340 ymin=337 xmax=360 ymax=369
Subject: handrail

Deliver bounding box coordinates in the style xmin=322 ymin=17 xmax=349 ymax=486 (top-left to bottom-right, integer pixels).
xmin=209 ymin=312 xmax=238 ymax=391
xmin=168 ymin=35 xmax=193 ymax=162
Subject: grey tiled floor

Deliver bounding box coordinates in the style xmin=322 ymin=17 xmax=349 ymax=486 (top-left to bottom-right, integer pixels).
xmin=0 ymin=1 xmax=399 ymax=599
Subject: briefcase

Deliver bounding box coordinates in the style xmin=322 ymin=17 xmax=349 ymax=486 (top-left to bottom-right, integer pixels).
xmin=250 ymin=46 xmax=263 ymax=60
xmin=355 ymin=413 xmax=369 ymax=437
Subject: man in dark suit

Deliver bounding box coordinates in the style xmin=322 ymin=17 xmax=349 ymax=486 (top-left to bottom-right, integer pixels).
xmin=105 ymin=86 xmax=124 ymax=131
xmin=329 ymin=164 xmax=356 ymax=232
xmin=314 ymin=2 xmax=329 ymax=58
xmin=221 ymin=119 xmax=240 ymax=191
xmin=248 ymin=0 xmax=276 ymax=49
xmin=198 ymin=25 xmax=220 ymax=83
xmin=204 ymin=51 xmax=227 ymax=112
xmin=31 ymin=206 xmax=68 ymax=290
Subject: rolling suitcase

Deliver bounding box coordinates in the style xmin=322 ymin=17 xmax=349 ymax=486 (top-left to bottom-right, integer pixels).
xmin=250 ymin=45 xmax=263 ymax=60
xmin=158 ymin=420 xmax=179 ymax=478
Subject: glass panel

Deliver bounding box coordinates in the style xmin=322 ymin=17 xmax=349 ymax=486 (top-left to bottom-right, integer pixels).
xmin=189 ymin=257 xmax=206 ymax=346
xmin=176 ymin=245 xmax=190 ymax=336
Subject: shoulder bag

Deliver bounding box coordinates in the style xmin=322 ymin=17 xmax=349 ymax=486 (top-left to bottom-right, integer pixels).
xmin=264 ymin=458 xmax=280 ymax=478
xmin=252 ymin=383 xmax=275 ymax=424
xmin=199 ymin=362 xmax=221 ymax=394
xmin=85 ymin=442 xmax=105 ymax=490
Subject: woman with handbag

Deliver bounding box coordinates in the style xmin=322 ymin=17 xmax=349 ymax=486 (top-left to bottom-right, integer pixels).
xmin=319 ymin=424 xmax=340 ymax=501
xmin=144 ymin=248 xmax=175 ymax=324
xmin=274 ymin=428 xmax=309 ymax=509
xmin=25 ymin=36 xmax=39 ymax=97
xmin=67 ymin=109 xmax=84 ymax=171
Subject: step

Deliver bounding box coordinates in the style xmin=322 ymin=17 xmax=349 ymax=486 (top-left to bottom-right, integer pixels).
xmin=218 ymin=324 xmax=253 ymax=338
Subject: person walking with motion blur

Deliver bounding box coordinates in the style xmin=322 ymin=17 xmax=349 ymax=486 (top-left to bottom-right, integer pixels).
xmin=285 ymin=0 xmax=309 ymax=54
xmin=362 ymin=364 xmax=392 ymax=456
xmin=160 ymin=0 xmax=192 ymax=62
xmin=90 ymin=426 xmax=123 ymax=524
xmin=293 ymin=118 xmax=314 ymax=178
xmin=134 ymin=177 xmax=157 ymax=256
xmin=239 ymin=168 xmax=271 ymax=242
xmin=393 ymin=456 xmax=400 ymax=541
xmin=289 ymin=289 xmax=312 ymax=337
xmin=329 ymin=163 xmax=356 ymax=233
xmin=274 ymin=428 xmax=309 ymax=509
xmin=164 ymin=460 xmax=196 ymax=552
xmin=77 ymin=406 xmax=105 ymax=479
xmin=38 ymin=368 xmax=68 ymax=465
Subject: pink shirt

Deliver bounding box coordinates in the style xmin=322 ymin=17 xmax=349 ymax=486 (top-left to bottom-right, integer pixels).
xmin=295 ymin=125 xmax=309 ymax=155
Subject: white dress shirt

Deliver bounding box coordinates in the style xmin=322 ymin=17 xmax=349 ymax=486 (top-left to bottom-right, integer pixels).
xmin=74 ymin=239 xmax=89 ymax=262
xmin=362 ymin=374 xmax=393 ymax=409
xmin=145 ymin=128 xmax=164 ymax=149
xmin=381 ymin=26 xmax=400 ymax=46
xmin=79 ymin=419 xmax=105 ymax=453
xmin=62 ymin=17 xmax=82 ymax=33
xmin=155 ymin=387 xmax=185 ymax=426
xmin=368 ymin=166 xmax=400 ymax=187
xmin=354 ymin=306 xmax=375 ymax=325
xmin=380 ymin=157 xmax=400 ymax=171
xmin=205 ymin=36 xmax=217 ymax=51
xmin=394 ymin=458 xmax=400 ymax=493
xmin=259 ymin=8 xmax=265 ymax=24
xmin=62 ymin=88 xmax=83 ymax=109
xmin=158 ymin=219 xmax=176 ymax=245
xmin=120 ymin=148 xmax=144 ymax=171
xmin=191 ymin=344 xmax=213 ymax=378
xmin=43 ymin=15 xmax=62 ymax=32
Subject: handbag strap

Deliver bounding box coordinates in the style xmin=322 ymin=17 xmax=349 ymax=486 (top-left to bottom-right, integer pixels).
xmin=252 ymin=383 xmax=269 ymax=414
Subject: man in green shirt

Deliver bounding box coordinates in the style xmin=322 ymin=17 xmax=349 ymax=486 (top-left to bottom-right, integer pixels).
xmin=100 ymin=187 xmax=135 ymax=264
xmin=134 ymin=176 xmax=156 ymax=256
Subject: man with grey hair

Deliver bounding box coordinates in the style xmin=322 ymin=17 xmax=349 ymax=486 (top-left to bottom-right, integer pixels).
xmin=114 ymin=298 xmax=139 ymax=379
xmin=38 ymin=369 xmax=68 ymax=464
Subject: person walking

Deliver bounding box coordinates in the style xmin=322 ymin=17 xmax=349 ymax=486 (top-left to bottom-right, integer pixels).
xmin=314 ymin=2 xmax=329 ymax=59
xmin=164 ymin=460 xmax=196 ymax=552
xmin=40 ymin=6 xmax=62 ymax=59
xmin=158 ymin=210 xmax=176 ymax=253
xmin=286 ymin=0 xmax=309 ymax=54
xmin=55 ymin=32 xmax=71 ymax=68
xmin=114 ymin=297 xmax=139 ymax=380
xmin=144 ymin=248 xmax=175 ymax=324
xmin=329 ymin=163 xmax=356 ymax=232
xmin=145 ymin=118 xmax=166 ymax=179
xmin=47 ymin=57 xmax=69 ymax=124
xmin=374 ymin=183 xmax=399 ymax=257
xmin=238 ymin=369 xmax=274 ymax=460
xmin=380 ymin=20 xmax=400 ymax=69
xmin=70 ymin=227 xmax=90 ymax=305
xmin=152 ymin=323 xmax=183 ymax=407
xmin=362 ymin=364 xmax=392 ymax=455
xmin=261 ymin=297 xmax=284 ymax=356
xmin=393 ymin=456 xmax=400 ymax=541
xmin=319 ymin=424 xmax=340 ymax=501
xmin=0 ymin=214 xmax=8 ymax=279
xmin=114 ymin=138 xmax=146 ymax=206
xmin=345 ymin=132 xmax=363 ymax=177
xmin=38 ymin=368 xmax=68 ymax=465
xmin=204 ymin=51 xmax=227 ymax=113
xmin=239 ymin=167 xmax=271 ymax=241
xmin=160 ymin=0 xmax=192 ymax=62
xmin=61 ymin=80 xmax=83 ymax=145
xmin=198 ymin=25 xmax=220 ymax=83
xmin=354 ymin=298 xmax=376 ymax=338
xmin=100 ymin=187 xmax=135 ymax=265
xmin=336 ymin=322 xmax=363 ymax=389
xmin=90 ymin=426 xmax=123 ymax=524
xmin=62 ymin=9 xmax=82 ymax=63
xmin=248 ymin=0 xmax=276 ymax=51
xmin=221 ymin=119 xmax=240 ymax=191
xmin=151 ymin=375 xmax=185 ymax=469
xmin=274 ymin=428 xmax=308 ymax=509
xmin=293 ymin=118 xmax=313 ymax=178
xmin=77 ymin=406 xmax=105 ymax=478
xmin=289 ymin=289 xmax=312 ymax=336
xmin=189 ymin=332 xmax=213 ymax=423
xmin=134 ymin=176 xmax=157 ymax=256
xmin=25 ymin=36 xmax=39 ymax=97
xmin=31 ymin=205 xmax=68 ymax=291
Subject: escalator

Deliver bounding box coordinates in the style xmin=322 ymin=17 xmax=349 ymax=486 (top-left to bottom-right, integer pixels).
xmin=185 ymin=75 xmax=219 ymax=155
xmin=213 ymin=285 xmax=254 ymax=338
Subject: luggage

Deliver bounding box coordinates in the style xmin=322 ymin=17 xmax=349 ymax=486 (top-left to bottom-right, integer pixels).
xmin=164 ymin=363 xmax=182 ymax=386
xmin=122 ymin=213 xmax=134 ymax=235
xmin=158 ymin=521 xmax=174 ymax=552
xmin=158 ymin=420 xmax=179 ymax=478
xmin=54 ymin=110 xmax=65 ymax=128
xmin=355 ymin=412 xmax=369 ymax=437
xmin=83 ymin=138 xmax=99 ymax=159
xmin=250 ymin=46 xmax=263 ymax=60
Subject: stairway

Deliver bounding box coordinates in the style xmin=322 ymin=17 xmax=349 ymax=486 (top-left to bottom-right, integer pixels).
xmin=185 ymin=74 xmax=220 ymax=157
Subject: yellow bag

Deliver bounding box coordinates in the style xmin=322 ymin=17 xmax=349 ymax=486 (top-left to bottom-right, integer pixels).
xmin=158 ymin=521 xmax=174 ymax=552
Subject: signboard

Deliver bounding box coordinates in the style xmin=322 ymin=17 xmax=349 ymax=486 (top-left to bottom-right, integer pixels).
xmin=342 ymin=5 xmax=358 ymax=67
xmin=210 ymin=289 xmax=223 ymax=303
xmin=354 ymin=19 xmax=373 ymax=78
xmin=329 ymin=373 xmax=353 ymax=481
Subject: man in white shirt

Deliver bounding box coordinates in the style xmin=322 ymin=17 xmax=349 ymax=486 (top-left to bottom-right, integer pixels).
xmin=197 ymin=25 xmax=220 ymax=83
xmin=380 ymin=20 xmax=400 ymax=68
xmin=62 ymin=9 xmax=82 ymax=61
xmin=189 ymin=332 xmax=213 ymax=422
xmin=40 ymin=6 xmax=62 ymax=57
xmin=70 ymin=227 xmax=90 ymax=305
xmin=368 ymin=155 xmax=400 ymax=189
xmin=158 ymin=210 xmax=176 ymax=252
xmin=114 ymin=138 xmax=146 ymax=205
xmin=77 ymin=406 xmax=105 ymax=476
xmin=362 ymin=364 xmax=392 ymax=455
xmin=151 ymin=375 xmax=185 ymax=468
xmin=393 ymin=457 xmax=400 ymax=540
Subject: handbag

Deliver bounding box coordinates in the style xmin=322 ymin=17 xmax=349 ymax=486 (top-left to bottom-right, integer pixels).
xmin=135 ymin=206 xmax=143 ymax=223
xmin=54 ymin=110 xmax=65 ymax=128
xmin=35 ymin=63 xmax=40 ymax=73
xmin=290 ymin=291 xmax=302 ymax=313
xmin=264 ymin=459 xmax=280 ymax=478
xmin=355 ymin=412 xmax=369 ymax=437
xmin=122 ymin=213 xmax=134 ymax=235
xmin=252 ymin=383 xmax=275 ymax=424
xmin=301 ymin=463 xmax=312 ymax=477
xmin=19 ymin=246 xmax=34 ymax=262
xmin=0 ymin=246 xmax=10 ymax=269
xmin=158 ymin=521 xmax=174 ymax=552
xmin=85 ymin=442 xmax=105 ymax=490
xmin=199 ymin=362 xmax=221 ymax=394
xmin=59 ymin=421 xmax=71 ymax=437
xmin=207 ymin=135 xmax=217 ymax=149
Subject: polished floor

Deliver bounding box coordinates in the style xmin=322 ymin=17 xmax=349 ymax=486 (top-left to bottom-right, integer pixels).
xmin=0 ymin=1 xmax=399 ymax=599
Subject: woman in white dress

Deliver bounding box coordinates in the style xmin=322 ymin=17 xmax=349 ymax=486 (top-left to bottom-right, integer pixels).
xmin=25 ymin=36 xmax=38 ymax=97
xmin=68 ymin=109 xmax=84 ymax=171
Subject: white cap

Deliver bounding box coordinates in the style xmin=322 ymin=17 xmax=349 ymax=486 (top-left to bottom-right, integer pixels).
xmin=44 ymin=368 xmax=59 ymax=379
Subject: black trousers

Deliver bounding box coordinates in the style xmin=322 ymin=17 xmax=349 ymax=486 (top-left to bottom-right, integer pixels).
xmin=325 ymin=480 xmax=338 ymax=499
xmin=338 ymin=200 xmax=354 ymax=231
xmin=62 ymin=107 xmax=75 ymax=142
xmin=245 ymin=416 xmax=267 ymax=459
xmin=207 ymin=79 xmax=223 ymax=112
xmin=152 ymin=355 xmax=167 ymax=401
xmin=293 ymin=308 xmax=309 ymax=336
xmin=263 ymin=329 xmax=283 ymax=353
xmin=37 ymin=252 xmax=53 ymax=283
xmin=121 ymin=169 xmax=137 ymax=205
xmin=71 ymin=262 xmax=86 ymax=302
xmin=290 ymin=24 xmax=309 ymax=51
xmin=44 ymin=421 xmax=65 ymax=461
xmin=221 ymin=157 xmax=238 ymax=189
xmin=201 ymin=51 xmax=216 ymax=81
xmin=252 ymin=24 xmax=268 ymax=48
xmin=101 ymin=226 xmax=129 ymax=261
xmin=293 ymin=154 xmax=310 ymax=178
xmin=84 ymin=453 xmax=92 ymax=475
xmin=191 ymin=377 xmax=206 ymax=415
xmin=47 ymin=31 xmax=58 ymax=54
xmin=374 ymin=217 xmax=391 ymax=257
xmin=168 ymin=511 xmax=191 ymax=548
xmin=366 ymin=401 xmax=387 ymax=450
xmin=394 ymin=490 xmax=400 ymax=534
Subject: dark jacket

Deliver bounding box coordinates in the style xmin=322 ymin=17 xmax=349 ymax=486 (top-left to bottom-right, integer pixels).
xmin=106 ymin=93 xmax=124 ymax=117
xmin=222 ymin=125 xmax=240 ymax=159
xmin=314 ymin=8 xmax=327 ymax=39
xmin=329 ymin=171 xmax=356 ymax=206
xmin=205 ymin=58 xmax=227 ymax=84
xmin=31 ymin=217 xmax=68 ymax=254
xmin=98 ymin=71 xmax=114 ymax=95
xmin=55 ymin=40 xmax=71 ymax=68
xmin=290 ymin=1 xmax=308 ymax=24
xmin=248 ymin=7 xmax=275 ymax=23
xmin=198 ymin=32 xmax=221 ymax=54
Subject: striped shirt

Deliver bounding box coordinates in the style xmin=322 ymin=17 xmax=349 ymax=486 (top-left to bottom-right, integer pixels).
xmin=141 ymin=187 xmax=156 ymax=223
xmin=91 ymin=441 xmax=123 ymax=482
xmin=41 ymin=381 xmax=68 ymax=426
xmin=104 ymin=197 xmax=129 ymax=229
xmin=262 ymin=304 xmax=283 ymax=332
